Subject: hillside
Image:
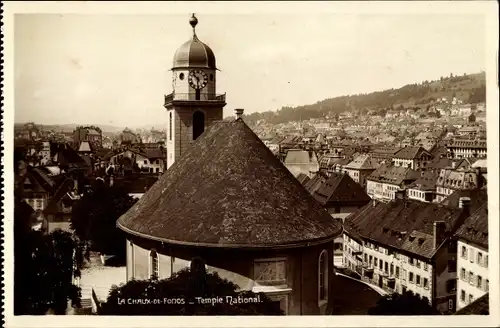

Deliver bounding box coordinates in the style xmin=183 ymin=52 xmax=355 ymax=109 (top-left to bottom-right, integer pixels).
xmin=241 ymin=72 xmax=486 ymax=125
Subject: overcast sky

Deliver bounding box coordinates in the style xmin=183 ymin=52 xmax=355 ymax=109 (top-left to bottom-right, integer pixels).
xmin=15 ymin=12 xmax=486 ymax=127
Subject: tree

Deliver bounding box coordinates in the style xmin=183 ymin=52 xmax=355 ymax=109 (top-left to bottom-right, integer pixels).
xmin=100 ymin=261 xmax=284 ymax=315
xmin=14 ymin=215 xmax=86 ymax=314
xmin=368 ymin=291 xmax=440 ymax=315
xmin=71 ymin=180 xmax=137 ymax=260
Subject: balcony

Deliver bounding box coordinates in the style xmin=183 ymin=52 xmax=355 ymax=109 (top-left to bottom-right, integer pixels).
xmin=164 ymin=92 xmax=226 ymax=106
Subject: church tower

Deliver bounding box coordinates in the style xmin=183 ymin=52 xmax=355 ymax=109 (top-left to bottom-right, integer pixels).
xmin=164 ymin=14 xmax=226 ymax=169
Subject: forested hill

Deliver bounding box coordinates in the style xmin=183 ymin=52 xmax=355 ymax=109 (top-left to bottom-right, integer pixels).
xmin=241 ymin=72 xmax=486 ymax=125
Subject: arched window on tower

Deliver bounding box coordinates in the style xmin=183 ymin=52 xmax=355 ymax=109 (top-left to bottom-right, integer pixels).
xmin=169 ymin=112 xmax=172 ymax=141
xmin=318 ymin=250 xmax=328 ymax=304
xmin=150 ymin=249 xmax=159 ymax=280
xmin=193 ymin=111 xmax=205 ymax=140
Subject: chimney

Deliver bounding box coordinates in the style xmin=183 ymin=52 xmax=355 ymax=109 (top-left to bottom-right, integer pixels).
xmin=234 ymin=108 xmax=244 ymax=120
xmin=433 ymin=221 xmax=446 ymax=249
xmin=451 ymin=161 xmax=456 ymax=169
xmin=372 ymin=199 xmax=377 ymax=207
xmin=459 ymin=196 xmax=471 ymax=214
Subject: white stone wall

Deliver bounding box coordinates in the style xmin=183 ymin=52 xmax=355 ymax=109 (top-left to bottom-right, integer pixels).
xmin=366 ymin=180 xmax=400 ymax=201
xmin=456 ymin=240 xmax=489 ymax=310
xmin=361 ymin=242 xmax=433 ymax=301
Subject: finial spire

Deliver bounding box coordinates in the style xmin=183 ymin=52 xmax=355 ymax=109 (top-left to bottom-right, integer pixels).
xmin=189 ymin=13 xmax=198 ymax=38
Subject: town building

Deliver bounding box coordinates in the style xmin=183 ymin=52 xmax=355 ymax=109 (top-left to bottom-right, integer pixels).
xmin=366 ymin=164 xmax=420 ymax=202
xmin=407 ymin=170 xmax=439 ymax=203
xmin=283 ymin=149 xmax=319 ymax=178
xmin=435 ymin=167 xmax=483 ymax=203
xmin=120 ymin=128 xmax=141 ymax=145
xmin=318 ymin=155 xmax=351 ymax=177
xmin=343 ymin=154 xmax=380 ymax=189
xmin=302 ymin=172 xmax=371 ymax=263
xmin=368 ymin=146 xmax=402 ymax=162
xmin=117 ymin=16 xmax=341 ymax=315
xmin=343 ymin=194 xmax=474 ymax=314
xmin=392 ymin=146 xmax=434 ymax=170
xmin=107 ymin=148 xmax=166 ymax=174
xmin=303 ymin=172 xmax=371 ymax=218
xmin=73 ymin=126 xmax=103 ymax=150
xmin=446 ymin=137 xmax=487 ymax=159
xmin=455 ymin=203 xmax=489 ymax=311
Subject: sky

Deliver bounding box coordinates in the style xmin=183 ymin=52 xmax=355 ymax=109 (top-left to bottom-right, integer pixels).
xmin=15 ymin=12 xmax=487 ymax=127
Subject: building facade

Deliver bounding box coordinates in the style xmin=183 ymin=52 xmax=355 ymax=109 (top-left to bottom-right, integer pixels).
xmin=455 ymin=204 xmax=489 ymax=311
xmin=343 ymin=197 xmax=474 ymax=313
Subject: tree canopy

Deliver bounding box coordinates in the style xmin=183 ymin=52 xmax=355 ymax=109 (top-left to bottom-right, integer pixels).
xmin=100 ymin=261 xmax=283 ymax=315
xmin=15 ymin=228 xmax=86 ymax=314
xmin=367 ymin=291 xmax=441 ymax=315
xmin=71 ymin=180 xmax=137 ymax=259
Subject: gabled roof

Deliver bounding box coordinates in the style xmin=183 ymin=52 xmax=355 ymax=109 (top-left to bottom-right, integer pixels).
xmin=308 ymin=173 xmax=371 ymax=206
xmin=344 ymin=199 xmax=468 ymax=259
xmin=409 ymin=170 xmax=439 ymax=191
xmin=454 ymin=203 xmax=488 ymax=249
xmin=439 ymin=189 xmax=487 ymax=214
xmin=284 ymin=149 xmax=318 ymax=165
xmin=367 ymin=164 xmax=419 ymax=185
xmin=393 ymin=146 xmax=433 ymax=160
xmin=344 ymin=154 xmax=380 ymax=170
xmin=118 ymin=120 xmax=341 ymax=248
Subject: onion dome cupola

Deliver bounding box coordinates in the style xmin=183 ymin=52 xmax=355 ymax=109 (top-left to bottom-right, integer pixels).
xmin=172 ymin=14 xmax=216 ymax=70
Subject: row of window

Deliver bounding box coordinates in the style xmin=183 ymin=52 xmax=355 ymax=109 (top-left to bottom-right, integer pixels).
xmin=460 ymin=290 xmax=476 ymax=305
xmin=460 ymin=246 xmax=488 ymax=268
xmin=459 ymin=269 xmax=489 ymax=292
xmin=146 ymin=247 xmax=328 ymax=304
xmin=405 ymin=271 xmax=430 ymax=289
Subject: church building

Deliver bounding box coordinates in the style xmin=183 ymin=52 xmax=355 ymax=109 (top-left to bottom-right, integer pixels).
xmin=117 ymin=14 xmax=341 ymax=315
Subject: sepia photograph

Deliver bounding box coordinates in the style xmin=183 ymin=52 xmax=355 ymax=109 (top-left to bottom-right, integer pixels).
xmin=2 ymin=1 xmax=499 ymax=327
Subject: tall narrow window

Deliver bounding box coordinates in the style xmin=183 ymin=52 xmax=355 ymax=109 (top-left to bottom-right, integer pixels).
xmin=169 ymin=112 xmax=172 ymax=141
xmin=318 ymin=250 xmax=328 ymax=303
xmin=193 ymin=111 xmax=205 ymax=140
xmin=150 ymin=250 xmax=159 ymax=280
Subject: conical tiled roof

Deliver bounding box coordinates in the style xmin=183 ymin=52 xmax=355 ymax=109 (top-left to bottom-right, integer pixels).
xmin=117 ymin=119 xmax=341 ymax=248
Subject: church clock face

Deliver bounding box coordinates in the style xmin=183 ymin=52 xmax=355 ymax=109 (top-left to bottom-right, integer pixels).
xmin=188 ymin=69 xmax=208 ymax=90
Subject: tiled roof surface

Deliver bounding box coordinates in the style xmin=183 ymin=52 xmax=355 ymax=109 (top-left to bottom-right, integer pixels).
xmin=344 ymin=154 xmax=380 ymax=170
xmin=118 ymin=120 xmax=341 ymax=248
xmin=447 ymin=138 xmax=487 ymax=149
xmin=454 ymin=293 xmax=489 ymax=315
xmin=409 ymin=171 xmax=439 ymax=191
xmin=367 ymin=164 xmax=419 ymax=185
xmin=284 ymin=149 xmax=318 ymax=165
xmin=393 ymin=146 xmax=433 ymax=160
xmin=305 ymin=173 xmax=371 ymax=206
xmin=439 ymin=189 xmax=488 ymax=214
xmin=455 ymin=203 xmax=488 ymax=249
xmin=344 ymin=199 xmax=467 ymax=259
